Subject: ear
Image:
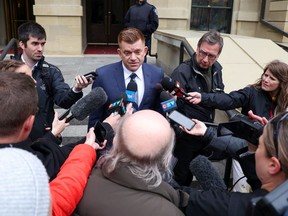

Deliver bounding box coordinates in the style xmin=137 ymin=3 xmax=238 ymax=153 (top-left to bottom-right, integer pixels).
xmin=18 ymin=115 xmax=35 ymax=140
xmin=268 ymin=156 xmax=282 ymax=175
xmin=117 ymin=48 xmax=121 ymax=56
xmin=19 ymin=41 xmax=25 ymax=50
xmin=144 ymin=46 xmax=148 ymax=55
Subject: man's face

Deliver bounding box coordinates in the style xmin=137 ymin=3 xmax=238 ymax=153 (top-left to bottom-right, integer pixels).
xmin=19 ymin=36 xmax=46 ymax=62
xmin=117 ymin=39 xmax=148 ymax=72
xmin=195 ymin=42 xmax=220 ymax=69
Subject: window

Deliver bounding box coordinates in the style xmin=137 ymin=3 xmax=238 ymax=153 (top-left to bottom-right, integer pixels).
xmin=190 ymin=0 xmax=233 ymax=33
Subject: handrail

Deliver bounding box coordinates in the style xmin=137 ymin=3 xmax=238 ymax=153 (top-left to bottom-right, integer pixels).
xmin=179 ymin=40 xmax=194 ymax=64
xmin=0 ymin=38 xmax=18 ymax=61
xmin=260 ymin=0 xmax=288 ymax=38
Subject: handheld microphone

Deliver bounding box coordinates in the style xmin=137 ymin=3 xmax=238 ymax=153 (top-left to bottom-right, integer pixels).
xmin=107 ymin=93 xmax=127 ymax=116
xmin=190 ymin=155 xmax=227 ymax=191
xmin=65 ymin=87 xmax=108 ymax=122
xmin=125 ymin=81 xmax=137 ymax=103
xmin=159 ymin=90 xmax=177 ymax=113
xmin=161 ymin=77 xmax=189 ymax=98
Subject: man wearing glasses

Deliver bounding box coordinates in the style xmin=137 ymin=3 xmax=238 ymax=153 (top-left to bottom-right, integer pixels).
xmin=170 ymin=30 xmax=225 ymax=186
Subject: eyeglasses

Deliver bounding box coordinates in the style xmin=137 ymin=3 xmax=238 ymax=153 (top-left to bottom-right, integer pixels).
xmin=271 ymin=112 xmax=288 ymax=158
xmin=198 ymin=49 xmax=218 ymax=61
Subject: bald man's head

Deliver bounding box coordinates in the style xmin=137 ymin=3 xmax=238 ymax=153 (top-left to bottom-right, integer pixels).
xmin=115 ymin=110 xmax=174 ymax=163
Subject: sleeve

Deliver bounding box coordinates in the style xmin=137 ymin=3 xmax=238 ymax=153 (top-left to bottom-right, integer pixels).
xmin=51 ymin=66 xmax=83 ymax=109
xmin=147 ymin=6 xmax=159 ymax=35
xmin=123 ymin=9 xmax=131 ymax=28
xmin=201 ymin=87 xmax=252 ymax=110
xmin=202 ymin=126 xmax=248 ymax=159
xmin=87 ymin=69 xmax=106 ymax=129
xmin=50 ymin=144 xmax=96 ymax=216
xmin=186 ymin=189 xmax=231 ymax=216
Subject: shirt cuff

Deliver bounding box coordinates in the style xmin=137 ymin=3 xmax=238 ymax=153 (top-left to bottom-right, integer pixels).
xmin=72 ymin=86 xmax=82 ymax=93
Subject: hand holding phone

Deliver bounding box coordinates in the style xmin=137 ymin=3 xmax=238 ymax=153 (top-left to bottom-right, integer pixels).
xmin=84 ymin=71 xmax=98 ymax=81
xmin=94 ymin=121 xmax=107 ymax=146
xmin=168 ymin=110 xmax=195 ymax=130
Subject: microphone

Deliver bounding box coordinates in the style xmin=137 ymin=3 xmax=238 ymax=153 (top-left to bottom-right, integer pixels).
xmin=190 ymin=155 xmax=227 ymax=191
xmin=125 ymin=81 xmax=137 ymax=103
xmin=107 ymin=93 xmax=127 ymax=116
xmin=161 ymin=77 xmax=189 ymax=98
xmin=65 ymin=87 xmax=108 ymax=122
xmin=159 ymin=90 xmax=177 ymax=113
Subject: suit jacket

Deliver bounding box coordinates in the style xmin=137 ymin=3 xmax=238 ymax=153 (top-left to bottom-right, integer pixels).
xmin=88 ymin=61 xmax=164 ymax=128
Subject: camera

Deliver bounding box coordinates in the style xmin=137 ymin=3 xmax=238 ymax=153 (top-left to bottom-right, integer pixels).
xmin=217 ymin=110 xmax=264 ymax=145
xmin=247 ymin=180 xmax=288 ymax=216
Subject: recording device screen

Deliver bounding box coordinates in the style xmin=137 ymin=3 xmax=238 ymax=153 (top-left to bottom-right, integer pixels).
xmin=94 ymin=121 xmax=107 ymax=146
xmin=168 ymin=110 xmax=195 ymax=130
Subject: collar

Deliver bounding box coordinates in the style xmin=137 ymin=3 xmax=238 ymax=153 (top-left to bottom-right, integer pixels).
xmin=0 ymin=139 xmax=32 ymax=149
xmin=101 ymin=163 xmax=180 ymax=206
xmin=21 ymin=54 xmax=38 ymax=70
xmin=122 ymin=62 xmax=144 ymax=82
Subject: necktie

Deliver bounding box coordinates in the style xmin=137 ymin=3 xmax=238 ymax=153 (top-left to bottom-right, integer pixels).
xmin=128 ymin=73 xmax=138 ymax=110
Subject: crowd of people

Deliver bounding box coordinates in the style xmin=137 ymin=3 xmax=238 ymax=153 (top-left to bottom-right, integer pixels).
xmin=0 ymin=13 xmax=288 ymax=216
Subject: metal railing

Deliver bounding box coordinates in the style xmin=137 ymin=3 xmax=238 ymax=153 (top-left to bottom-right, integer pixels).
xmin=179 ymin=40 xmax=194 ymax=64
xmin=260 ymin=0 xmax=288 ymax=38
xmin=0 ymin=38 xmax=18 ymax=61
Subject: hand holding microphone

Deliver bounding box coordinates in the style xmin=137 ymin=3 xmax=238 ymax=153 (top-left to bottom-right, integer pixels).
xmin=59 ymin=87 xmax=108 ymax=123
xmin=160 ymin=77 xmax=202 ymax=104
xmin=161 ymin=77 xmax=189 ymax=98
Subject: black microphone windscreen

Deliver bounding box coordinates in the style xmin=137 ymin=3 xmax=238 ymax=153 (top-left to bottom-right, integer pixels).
xmin=189 ymin=155 xmax=227 ymax=191
xmin=70 ymin=87 xmax=108 ymax=121
xmin=154 ymin=83 xmax=164 ymax=93
xmin=161 ymin=77 xmax=175 ymax=91
xmin=127 ymin=81 xmax=137 ymax=92
xmin=160 ymin=90 xmax=172 ymax=102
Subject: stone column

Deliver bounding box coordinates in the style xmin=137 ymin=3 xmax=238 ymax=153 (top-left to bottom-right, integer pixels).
xmin=33 ymin=0 xmax=84 ymax=55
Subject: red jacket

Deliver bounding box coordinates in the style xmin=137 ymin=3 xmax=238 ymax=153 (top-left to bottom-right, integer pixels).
xmin=49 ymin=144 xmax=96 ymax=216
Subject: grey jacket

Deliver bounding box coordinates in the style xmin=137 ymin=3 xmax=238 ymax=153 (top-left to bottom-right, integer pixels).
xmin=76 ymin=163 xmax=188 ymax=216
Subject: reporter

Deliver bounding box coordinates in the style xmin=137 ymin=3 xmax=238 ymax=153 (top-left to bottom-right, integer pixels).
xmin=185 ymin=112 xmax=288 ymax=216
xmin=188 ymin=60 xmax=288 ymax=119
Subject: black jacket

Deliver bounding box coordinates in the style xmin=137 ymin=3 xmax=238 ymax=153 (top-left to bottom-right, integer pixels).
xmin=200 ymin=86 xmax=275 ymax=120
xmin=13 ymin=55 xmax=83 ymax=141
xmin=186 ymin=188 xmax=268 ymax=216
xmin=171 ymin=54 xmax=225 ymax=123
xmin=0 ymin=132 xmax=75 ymax=181
xmin=124 ymin=2 xmax=158 ymax=37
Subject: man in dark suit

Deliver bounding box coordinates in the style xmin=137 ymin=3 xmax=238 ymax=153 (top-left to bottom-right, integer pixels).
xmin=88 ymin=27 xmax=164 ymax=129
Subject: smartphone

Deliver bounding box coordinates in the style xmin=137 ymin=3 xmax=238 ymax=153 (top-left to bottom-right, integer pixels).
xmin=94 ymin=121 xmax=107 ymax=146
xmin=84 ymin=71 xmax=97 ymax=81
xmin=168 ymin=110 xmax=195 ymax=130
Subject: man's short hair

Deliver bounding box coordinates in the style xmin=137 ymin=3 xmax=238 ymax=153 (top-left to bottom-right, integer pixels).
xmin=18 ymin=21 xmax=46 ymax=45
xmin=0 ymin=72 xmax=38 ymax=136
xmin=197 ymin=30 xmax=224 ymax=54
xmin=118 ymin=27 xmax=145 ymax=45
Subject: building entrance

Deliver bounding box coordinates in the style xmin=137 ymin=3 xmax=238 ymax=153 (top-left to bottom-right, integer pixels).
xmin=86 ymin=0 xmax=133 ymax=44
